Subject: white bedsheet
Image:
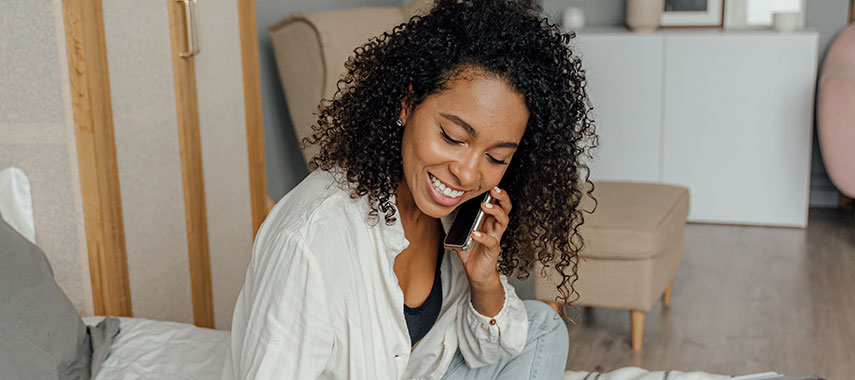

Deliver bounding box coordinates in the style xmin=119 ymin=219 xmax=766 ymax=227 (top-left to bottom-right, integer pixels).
xmin=82 ymin=316 xmax=229 ymax=380
xmin=80 ymin=316 xmax=732 ymax=380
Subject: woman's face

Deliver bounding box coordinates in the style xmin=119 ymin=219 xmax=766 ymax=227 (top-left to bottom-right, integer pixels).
xmin=399 ymin=73 xmax=529 ymax=219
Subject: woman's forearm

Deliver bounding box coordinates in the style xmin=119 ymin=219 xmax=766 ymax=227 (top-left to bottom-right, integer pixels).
xmin=468 ymin=272 xmax=504 ymax=317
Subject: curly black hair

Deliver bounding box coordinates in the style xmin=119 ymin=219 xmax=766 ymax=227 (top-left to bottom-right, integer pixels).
xmin=301 ymin=0 xmax=598 ymax=321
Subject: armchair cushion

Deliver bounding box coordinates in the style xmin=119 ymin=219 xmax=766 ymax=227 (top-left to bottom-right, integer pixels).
xmin=579 ymin=181 xmax=689 ymax=260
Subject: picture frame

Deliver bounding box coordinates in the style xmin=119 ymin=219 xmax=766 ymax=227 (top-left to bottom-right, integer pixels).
xmin=723 ymin=0 xmax=805 ymax=30
xmin=660 ymin=0 xmax=725 ymax=28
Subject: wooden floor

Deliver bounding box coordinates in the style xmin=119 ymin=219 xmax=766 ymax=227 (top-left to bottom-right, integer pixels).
xmin=521 ymin=207 xmax=855 ymax=378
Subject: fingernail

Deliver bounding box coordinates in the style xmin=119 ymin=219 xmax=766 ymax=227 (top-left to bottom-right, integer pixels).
xmin=473 ymin=231 xmax=481 ymax=237
xmin=494 ymin=186 xmax=501 ymax=193
xmin=484 ymin=202 xmax=493 ymax=209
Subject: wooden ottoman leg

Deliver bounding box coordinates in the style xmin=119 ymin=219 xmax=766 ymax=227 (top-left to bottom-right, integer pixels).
xmin=630 ymin=310 xmax=645 ymax=351
xmin=662 ymin=279 xmax=674 ymax=307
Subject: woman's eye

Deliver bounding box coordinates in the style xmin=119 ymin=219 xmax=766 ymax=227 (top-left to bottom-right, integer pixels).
xmin=440 ymin=124 xmax=507 ymax=165
xmin=439 ymin=126 xmax=462 ymax=145
xmin=487 ymin=155 xmax=508 ymax=165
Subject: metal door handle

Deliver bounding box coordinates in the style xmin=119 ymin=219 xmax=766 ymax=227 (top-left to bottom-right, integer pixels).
xmin=178 ymin=0 xmax=201 ymax=57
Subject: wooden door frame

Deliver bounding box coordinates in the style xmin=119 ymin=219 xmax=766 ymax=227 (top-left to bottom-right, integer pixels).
xmin=166 ymin=0 xmax=270 ymax=328
xmin=237 ymin=0 xmax=272 ymax=235
xmin=166 ymin=0 xmax=215 ymax=328
xmin=61 ymin=0 xmax=133 ymax=317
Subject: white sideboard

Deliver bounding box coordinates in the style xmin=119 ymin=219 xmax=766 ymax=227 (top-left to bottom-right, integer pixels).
xmin=574 ymin=28 xmax=819 ymax=228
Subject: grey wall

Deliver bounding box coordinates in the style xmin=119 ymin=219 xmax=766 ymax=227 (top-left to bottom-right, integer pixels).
xmin=542 ymin=0 xmax=851 ymax=207
xmin=256 ymin=0 xmax=400 ymax=201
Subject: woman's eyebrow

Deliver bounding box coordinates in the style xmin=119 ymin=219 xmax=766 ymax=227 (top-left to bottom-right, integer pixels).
xmin=439 ymin=113 xmax=519 ymax=149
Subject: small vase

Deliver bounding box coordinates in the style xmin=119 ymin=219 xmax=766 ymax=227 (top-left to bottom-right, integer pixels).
xmin=626 ymin=0 xmax=665 ymax=33
xmin=562 ymin=7 xmax=585 ymax=32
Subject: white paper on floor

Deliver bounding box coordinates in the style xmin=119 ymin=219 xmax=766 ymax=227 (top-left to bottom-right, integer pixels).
xmin=564 ymin=367 xmax=729 ymax=380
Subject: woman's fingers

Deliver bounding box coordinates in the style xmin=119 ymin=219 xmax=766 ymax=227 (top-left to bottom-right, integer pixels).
xmin=481 ymin=199 xmax=509 ymax=228
xmin=471 ymin=230 xmax=501 ymax=256
xmin=490 ymin=186 xmax=512 ymax=215
xmin=479 ymin=186 xmax=511 ymax=235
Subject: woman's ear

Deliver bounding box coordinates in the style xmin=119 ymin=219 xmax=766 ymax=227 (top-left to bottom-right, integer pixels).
xmin=398 ymin=84 xmax=415 ymax=124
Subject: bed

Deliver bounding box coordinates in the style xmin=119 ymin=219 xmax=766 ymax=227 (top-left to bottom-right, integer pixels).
xmin=1 ymin=168 xmax=230 ymax=380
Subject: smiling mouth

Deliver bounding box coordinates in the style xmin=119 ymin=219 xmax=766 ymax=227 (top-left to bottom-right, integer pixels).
xmin=428 ymin=172 xmax=468 ymax=199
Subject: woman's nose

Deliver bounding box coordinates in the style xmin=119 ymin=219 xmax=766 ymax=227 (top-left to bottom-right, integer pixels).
xmin=449 ymin=154 xmax=479 ymax=189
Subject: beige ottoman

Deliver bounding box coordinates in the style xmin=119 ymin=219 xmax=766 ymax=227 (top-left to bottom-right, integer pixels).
xmin=534 ymin=181 xmax=689 ymax=351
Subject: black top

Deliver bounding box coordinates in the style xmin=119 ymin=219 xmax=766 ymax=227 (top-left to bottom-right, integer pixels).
xmin=403 ymin=238 xmax=445 ymax=346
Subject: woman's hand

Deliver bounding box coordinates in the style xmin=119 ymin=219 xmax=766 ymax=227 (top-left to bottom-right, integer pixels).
xmin=453 ymin=185 xmax=511 ymax=291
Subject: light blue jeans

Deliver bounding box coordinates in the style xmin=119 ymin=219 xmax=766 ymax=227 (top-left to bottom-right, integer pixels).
xmin=441 ymin=300 xmax=569 ymax=380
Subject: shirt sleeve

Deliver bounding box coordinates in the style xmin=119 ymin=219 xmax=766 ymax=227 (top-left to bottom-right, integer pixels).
xmin=225 ymin=231 xmax=333 ymax=379
xmin=455 ymin=273 xmax=528 ymax=368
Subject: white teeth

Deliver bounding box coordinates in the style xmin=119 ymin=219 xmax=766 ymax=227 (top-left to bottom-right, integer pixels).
xmin=430 ymin=174 xmax=463 ymax=198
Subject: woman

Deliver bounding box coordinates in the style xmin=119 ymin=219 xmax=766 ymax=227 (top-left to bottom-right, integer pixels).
xmin=223 ymin=0 xmax=597 ymax=379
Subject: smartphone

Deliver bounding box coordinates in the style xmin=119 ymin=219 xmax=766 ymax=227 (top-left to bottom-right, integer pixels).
xmin=443 ymin=192 xmax=494 ymax=251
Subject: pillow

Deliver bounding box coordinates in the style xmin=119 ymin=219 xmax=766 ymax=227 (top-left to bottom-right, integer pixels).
xmin=0 ymin=167 xmax=35 ymax=243
xmin=0 ymin=212 xmax=120 ymax=380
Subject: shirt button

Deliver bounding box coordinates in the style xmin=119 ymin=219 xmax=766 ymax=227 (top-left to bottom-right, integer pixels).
xmin=489 ymin=319 xmax=497 ymax=325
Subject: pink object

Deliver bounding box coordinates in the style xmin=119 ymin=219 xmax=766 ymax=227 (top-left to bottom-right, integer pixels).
xmin=817 ymin=24 xmax=855 ymax=198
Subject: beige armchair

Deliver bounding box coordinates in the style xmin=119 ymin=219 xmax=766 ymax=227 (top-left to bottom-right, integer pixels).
xmin=268 ymin=0 xmax=431 ymax=167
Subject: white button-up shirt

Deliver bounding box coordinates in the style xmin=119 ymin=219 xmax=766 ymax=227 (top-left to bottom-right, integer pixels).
xmin=222 ymin=169 xmax=528 ymax=380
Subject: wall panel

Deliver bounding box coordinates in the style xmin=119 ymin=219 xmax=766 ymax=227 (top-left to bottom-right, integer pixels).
xmin=101 ymin=0 xmax=194 ymax=323
xmin=0 ymin=0 xmax=94 ymax=316
xmin=195 ymin=0 xmax=254 ymax=330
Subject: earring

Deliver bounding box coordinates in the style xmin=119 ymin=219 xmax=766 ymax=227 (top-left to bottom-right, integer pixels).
xmin=396 ymin=119 xmax=404 ymax=127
